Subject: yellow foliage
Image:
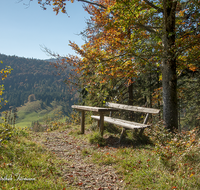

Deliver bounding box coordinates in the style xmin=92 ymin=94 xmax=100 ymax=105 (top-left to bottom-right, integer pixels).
xmin=0 ymin=62 xmax=12 ymax=108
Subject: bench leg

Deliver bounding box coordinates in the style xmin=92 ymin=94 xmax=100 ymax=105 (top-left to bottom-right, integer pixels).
xmin=81 ymin=111 xmax=85 ymax=134
xmin=97 ymin=120 xmax=100 ymax=130
xmin=119 ymin=128 xmax=127 ymax=143
xmin=99 ymin=113 xmax=104 ymax=136
xmin=139 ymin=128 xmax=145 ymax=136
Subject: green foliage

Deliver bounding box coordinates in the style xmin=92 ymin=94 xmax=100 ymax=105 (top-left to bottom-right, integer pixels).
xmin=178 ymin=70 xmax=200 ymax=129
xmin=0 ymin=109 xmax=16 ymax=145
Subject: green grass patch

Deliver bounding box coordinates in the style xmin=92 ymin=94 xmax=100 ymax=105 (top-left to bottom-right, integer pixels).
xmin=89 ymin=132 xmax=106 ymax=147
xmin=87 ymin=125 xmax=200 ymax=189
xmin=10 ymin=100 xmax=67 ymax=128
xmin=66 ymin=120 xmax=200 ymax=189
xmin=0 ymin=131 xmax=67 ymax=189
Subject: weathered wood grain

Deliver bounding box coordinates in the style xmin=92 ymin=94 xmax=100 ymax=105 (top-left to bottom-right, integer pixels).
xmin=72 ymin=105 xmax=117 ymax=112
xmin=72 ymin=105 xmax=118 ymax=136
xmin=106 ymin=102 xmax=160 ymax=114
xmin=91 ymin=116 xmax=150 ymax=130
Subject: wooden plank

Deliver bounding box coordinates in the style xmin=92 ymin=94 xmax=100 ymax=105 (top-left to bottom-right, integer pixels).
xmin=72 ymin=105 xmax=117 ymax=112
xmin=143 ymin=113 xmax=150 ymax=124
xmin=91 ymin=116 xmax=150 ymax=130
xmin=106 ymin=102 xmax=160 ymax=114
xmin=119 ymin=128 xmax=127 ymax=143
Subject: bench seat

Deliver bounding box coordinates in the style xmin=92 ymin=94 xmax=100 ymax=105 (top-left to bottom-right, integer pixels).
xmin=91 ymin=115 xmax=150 ymax=130
xmin=91 ymin=102 xmax=160 ymax=143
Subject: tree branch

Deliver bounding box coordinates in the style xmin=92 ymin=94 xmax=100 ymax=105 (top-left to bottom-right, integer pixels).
xmin=77 ymin=0 xmax=107 ymax=10
xmin=135 ymin=23 xmax=162 ymax=38
xmin=143 ymin=0 xmax=163 ymax=13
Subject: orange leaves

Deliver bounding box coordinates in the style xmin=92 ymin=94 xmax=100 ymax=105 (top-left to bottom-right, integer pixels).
xmin=188 ymin=64 xmax=197 ymax=72
xmin=0 ymin=66 xmax=12 ymax=81
xmin=42 ymin=0 xmax=67 ymax=15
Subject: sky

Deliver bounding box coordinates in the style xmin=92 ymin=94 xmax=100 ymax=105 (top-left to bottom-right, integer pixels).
xmin=0 ymin=0 xmax=90 ymax=60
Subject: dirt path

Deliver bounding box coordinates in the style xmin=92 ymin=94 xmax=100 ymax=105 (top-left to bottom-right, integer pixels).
xmin=31 ymin=129 xmax=125 ymax=190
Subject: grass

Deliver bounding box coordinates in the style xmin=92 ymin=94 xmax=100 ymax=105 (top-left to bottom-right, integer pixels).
xmin=1 ymin=114 xmax=199 ymax=189
xmin=63 ymin=121 xmax=200 ymax=189
xmin=4 ymin=100 xmax=67 ymax=128
xmin=80 ymin=122 xmax=200 ymax=189
xmin=89 ymin=132 xmax=106 ymax=146
xmin=0 ymin=130 xmax=67 ymax=189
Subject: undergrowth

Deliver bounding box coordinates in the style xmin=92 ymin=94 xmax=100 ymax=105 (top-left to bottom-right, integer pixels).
xmin=86 ymin=122 xmax=200 ymax=189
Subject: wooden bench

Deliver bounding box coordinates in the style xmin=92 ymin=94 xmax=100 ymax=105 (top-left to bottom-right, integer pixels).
xmin=71 ymin=105 xmax=118 ymax=136
xmin=91 ymin=102 xmax=160 ymax=142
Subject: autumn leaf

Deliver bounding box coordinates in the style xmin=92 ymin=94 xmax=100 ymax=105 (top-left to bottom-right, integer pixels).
xmin=189 ymin=172 xmax=195 ymax=177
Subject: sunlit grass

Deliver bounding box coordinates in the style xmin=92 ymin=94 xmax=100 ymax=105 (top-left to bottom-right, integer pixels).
xmin=1 ymin=113 xmax=199 ymax=190
xmin=78 ymin=123 xmax=200 ymax=189
xmin=0 ymin=130 xmax=66 ymax=189
xmin=11 ymin=100 xmax=67 ymax=128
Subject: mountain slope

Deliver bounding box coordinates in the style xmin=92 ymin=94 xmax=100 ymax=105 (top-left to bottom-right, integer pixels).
xmin=0 ymin=54 xmax=77 ymax=114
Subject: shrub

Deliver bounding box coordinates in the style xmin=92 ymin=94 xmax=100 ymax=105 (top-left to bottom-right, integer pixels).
xmin=0 ymin=109 xmax=16 ymax=145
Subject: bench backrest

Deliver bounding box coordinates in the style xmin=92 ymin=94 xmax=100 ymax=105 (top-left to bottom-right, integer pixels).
xmin=106 ymin=102 xmax=160 ymax=114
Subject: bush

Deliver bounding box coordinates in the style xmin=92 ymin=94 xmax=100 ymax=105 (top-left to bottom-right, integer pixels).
xmin=31 ymin=121 xmax=46 ymax=132
xmin=0 ymin=109 xmax=16 ymax=146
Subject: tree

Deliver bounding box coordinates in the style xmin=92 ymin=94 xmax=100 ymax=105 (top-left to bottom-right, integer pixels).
xmin=0 ymin=61 xmax=12 ymax=108
xmin=33 ymin=0 xmax=200 ymax=132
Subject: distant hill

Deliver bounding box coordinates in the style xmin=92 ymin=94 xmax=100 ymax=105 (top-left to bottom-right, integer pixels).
xmin=0 ymin=54 xmax=78 ymax=115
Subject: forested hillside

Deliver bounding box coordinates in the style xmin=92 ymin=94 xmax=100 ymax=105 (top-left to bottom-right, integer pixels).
xmin=0 ymin=54 xmax=77 ymax=115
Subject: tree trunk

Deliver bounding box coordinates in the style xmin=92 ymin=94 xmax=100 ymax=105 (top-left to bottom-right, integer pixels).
xmin=162 ymin=0 xmax=178 ymax=131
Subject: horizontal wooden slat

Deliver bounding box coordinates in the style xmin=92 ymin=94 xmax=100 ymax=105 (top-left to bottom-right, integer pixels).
xmin=106 ymin=102 xmax=160 ymax=114
xmin=91 ymin=116 xmax=150 ymax=130
xmin=72 ymin=105 xmax=117 ymax=112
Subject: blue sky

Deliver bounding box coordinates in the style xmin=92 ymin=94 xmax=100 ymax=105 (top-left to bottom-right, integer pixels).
xmin=0 ymin=0 xmax=90 ymax=60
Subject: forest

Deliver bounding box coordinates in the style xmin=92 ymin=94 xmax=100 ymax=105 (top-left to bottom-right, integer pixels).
xmin=41 ymin=0 xmax=200 ymax=131
xmin=0 ymin=54 xmax=77 ymax=115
